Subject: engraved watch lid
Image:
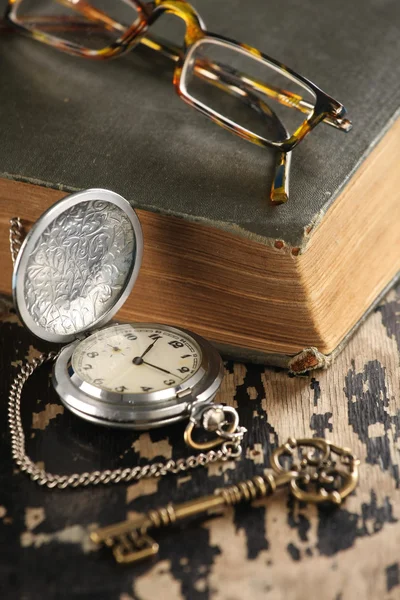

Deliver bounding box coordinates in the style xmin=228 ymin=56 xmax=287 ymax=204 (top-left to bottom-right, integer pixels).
xmin=12 ymin=189 xmax=143 ymax=344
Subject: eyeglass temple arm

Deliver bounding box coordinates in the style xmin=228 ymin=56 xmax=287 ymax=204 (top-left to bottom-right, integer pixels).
xmin=48 ymin=0 xmax=349 ymax=132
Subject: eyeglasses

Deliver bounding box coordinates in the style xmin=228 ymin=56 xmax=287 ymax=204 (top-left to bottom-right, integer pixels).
xmin=5 ymin=0 xmax=352 ymax=204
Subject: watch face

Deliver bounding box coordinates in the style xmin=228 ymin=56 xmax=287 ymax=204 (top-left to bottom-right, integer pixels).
xmin=71 ymin=324 xmax=202 ymax=394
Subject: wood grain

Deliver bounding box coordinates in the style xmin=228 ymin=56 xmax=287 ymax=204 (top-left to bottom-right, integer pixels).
xmin=0 ymin=282 xmax=399 ymax=600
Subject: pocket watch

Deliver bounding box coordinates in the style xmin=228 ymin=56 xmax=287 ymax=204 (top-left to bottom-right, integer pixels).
xmin=12 ymin=188 xmax=245 ymax=458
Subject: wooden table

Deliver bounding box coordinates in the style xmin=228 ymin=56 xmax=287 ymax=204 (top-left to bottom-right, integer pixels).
xmin=1 ymin=285 xmax=399 ymax=600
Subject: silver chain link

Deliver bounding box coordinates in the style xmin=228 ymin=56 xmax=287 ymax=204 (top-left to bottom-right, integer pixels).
xmin=9 ymin=217 xmax=23 ymax=265
xmin=8 ymin=218 xmax=239 ymax=489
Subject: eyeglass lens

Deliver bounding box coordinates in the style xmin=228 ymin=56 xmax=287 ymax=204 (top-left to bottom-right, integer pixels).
xmin=13 ymin=0 xmax=141 ymax=50
xmin=183 ymin=39 xmax=317 ymax=143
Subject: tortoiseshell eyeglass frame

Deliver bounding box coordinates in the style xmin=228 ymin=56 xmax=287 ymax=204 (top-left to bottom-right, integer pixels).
xmin=5 ymin=0 xmax=352 ymax=205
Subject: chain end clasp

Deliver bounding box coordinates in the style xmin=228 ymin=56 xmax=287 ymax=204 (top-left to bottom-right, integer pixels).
xmin=184 ymin=403 xmax=246 ymax=451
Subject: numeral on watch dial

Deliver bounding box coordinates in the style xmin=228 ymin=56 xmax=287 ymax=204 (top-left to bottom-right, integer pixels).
xmin=72 ymin=324 xmax=201 ymax=395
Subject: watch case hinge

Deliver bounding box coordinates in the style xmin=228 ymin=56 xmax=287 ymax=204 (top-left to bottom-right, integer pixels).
xmin=75 ymin=322 xmax=119 ymax=342
xmin=75 ymin=330 xmax=95 ymax=341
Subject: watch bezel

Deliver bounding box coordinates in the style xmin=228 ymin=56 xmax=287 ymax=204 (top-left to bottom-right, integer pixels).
xmin=53 ymin=323 xmax=224 ymax=429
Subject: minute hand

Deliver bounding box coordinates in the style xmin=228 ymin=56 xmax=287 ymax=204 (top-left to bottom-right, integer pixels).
xmin=142 ymin=360 xmax=183 ymax=380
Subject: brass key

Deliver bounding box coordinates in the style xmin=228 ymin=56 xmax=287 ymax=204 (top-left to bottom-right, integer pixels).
xmin=90 ymin=437 xmax=359 ymax=564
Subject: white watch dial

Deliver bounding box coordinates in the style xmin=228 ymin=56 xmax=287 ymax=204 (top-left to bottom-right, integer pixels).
xmin=71 ymin=324 xmax=202 ymax=394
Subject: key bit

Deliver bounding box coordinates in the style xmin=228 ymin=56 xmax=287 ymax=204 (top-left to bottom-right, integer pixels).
xmin=90 ymin=437 xmax=360 ymax=564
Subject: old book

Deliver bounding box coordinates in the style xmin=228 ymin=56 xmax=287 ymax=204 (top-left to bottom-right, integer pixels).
xmin=0 ymin=0 xmax=399 ymax=372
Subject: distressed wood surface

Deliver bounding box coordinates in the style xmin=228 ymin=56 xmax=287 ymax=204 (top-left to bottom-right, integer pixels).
xmin=0 ymin=284 xmax=400 ymax=600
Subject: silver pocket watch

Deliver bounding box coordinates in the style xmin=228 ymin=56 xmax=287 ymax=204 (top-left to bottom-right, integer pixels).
xmin=12 ymin=188 xmax=245 ymax=455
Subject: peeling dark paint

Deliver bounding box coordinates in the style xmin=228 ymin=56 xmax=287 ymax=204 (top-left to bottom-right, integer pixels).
xmin=230 ymin=362 xmax=278 ymax=559
xmin=165 ymin=524 xmax=221 ymax=600
xmin=287 ymin=497 xmax=310 ymax=543
xmin=317 ymin=491 xmax=397 ymax=557
xmin=234 ymin=505 xmax=268 ymax=559
xmin=310 ymin=412 xmax=333 ymax=438
xmin=310 ymin=378 xmax=321 ymax=407
xmin=386 ymin=563 xmax=400 ymax=592
xmin=287 ymin=543 xmax=301 ymax=561
xmin=378 ymin=284 xmax=400 ymax=353
xmin=344 ymin=359 xmax=400 ymax=486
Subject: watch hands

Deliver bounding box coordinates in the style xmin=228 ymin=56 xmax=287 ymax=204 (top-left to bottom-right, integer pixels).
xmin=104 ymin=358 xmax=184 ymax=390
xmin=139 ymin=337 xmax=160 ymax=360
xmin=141 ymin=360 xmax=184 ymax=380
